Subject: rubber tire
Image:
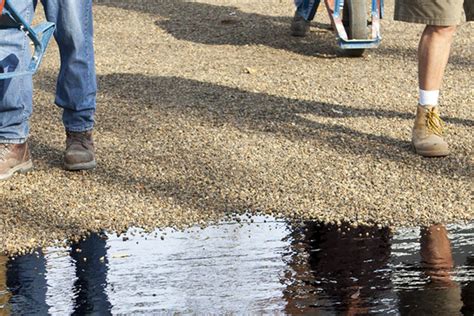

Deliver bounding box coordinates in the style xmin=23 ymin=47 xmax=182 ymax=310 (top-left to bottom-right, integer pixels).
xmin=342 ymin=0 xmax=367 ymax=57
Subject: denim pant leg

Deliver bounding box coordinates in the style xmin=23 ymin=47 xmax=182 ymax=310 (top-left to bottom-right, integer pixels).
xmin=0 ymin=0 xmax=34 ymax=144
xmin=294 ymin=0 xmax=321 ymax=21
xmin=41 ymin=0 xmax=97 ymax=132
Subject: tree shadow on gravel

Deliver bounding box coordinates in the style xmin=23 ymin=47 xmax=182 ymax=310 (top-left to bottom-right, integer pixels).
xmin=27 ymin=140 xmax=260 ymax=216
xmin=0 ymin=195 xmax=93 ymax=254
xmin=93 ymin=0 xmax=339 ymax=57
xmin=19 ymin=71 xmax=471 ymax=236
xmin=375 ymin=44 xmax=473 ymax=69
xmin=35 ymin=72 xmax=473 ymax=181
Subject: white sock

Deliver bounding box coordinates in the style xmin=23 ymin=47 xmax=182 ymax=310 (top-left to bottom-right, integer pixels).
xmin=419 ymin=89 xmax=439 ymax=106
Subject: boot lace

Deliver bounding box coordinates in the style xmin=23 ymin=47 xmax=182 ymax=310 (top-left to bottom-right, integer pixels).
xmin=66 ymin=132 xmax=92 ymax=149
xmin=425 ymin=108 xmax=445 ymax=136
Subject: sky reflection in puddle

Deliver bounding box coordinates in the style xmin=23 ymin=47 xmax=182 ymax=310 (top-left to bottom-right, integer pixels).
xmin=0 ymin=217 xmax=473 ymax=315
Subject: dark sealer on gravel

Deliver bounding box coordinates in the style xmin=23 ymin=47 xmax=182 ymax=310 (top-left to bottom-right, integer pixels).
xmin=0 ymin=217 xmax=472 ymax=315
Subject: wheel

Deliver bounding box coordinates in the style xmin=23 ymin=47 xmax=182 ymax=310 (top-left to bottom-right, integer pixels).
xmin=342 ymin=0 xmax=367 ymax=57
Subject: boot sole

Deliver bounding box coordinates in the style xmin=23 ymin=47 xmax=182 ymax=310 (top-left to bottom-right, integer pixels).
xmin=0 ymin=160 xmax=34 ymax=181
xmin=290 ymin=30 xmax=308 ymax=37
xmin=414 ymin=147 xmax=450 ymax=157
xmin=64 ymin=160 xmax=97 ymax=171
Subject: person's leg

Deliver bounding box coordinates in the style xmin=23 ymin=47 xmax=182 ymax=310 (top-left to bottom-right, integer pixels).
xmin=394 ymin=0 xmax=466 ymax=157
xmin=41 ymin=0 xmax=97 ymax=170
xmin=0 ymin=0 xmax=35 ymax=143
xmin=291 ymin=0 xmax=321 ymax=37
xmin=295 ymin=0 xmax=320 ymax=21
xmin=410 ymin=25 xmax=457 ymax=157
xmin=41 ymin=0 xmax=96 ymax=132
xmin=0 ymin=0 xmax=35 ymax=180
xmin=418 ymin=25 xmax=457 ymax=92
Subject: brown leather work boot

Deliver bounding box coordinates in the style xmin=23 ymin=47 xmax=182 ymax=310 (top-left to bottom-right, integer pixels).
xmin=64 ymin=130 xmax=96 ymax=171
xmin=412 ymin=105 xmax=449 ymax=157
xmin=0 ymin=143 xmax=33 ymax=181
xmin=291 ymin=12 xmax=310 ymax=37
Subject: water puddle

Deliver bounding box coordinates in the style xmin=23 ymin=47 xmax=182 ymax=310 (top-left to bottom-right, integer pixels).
xmin=0 ymin=217 xmax=472 ymax=315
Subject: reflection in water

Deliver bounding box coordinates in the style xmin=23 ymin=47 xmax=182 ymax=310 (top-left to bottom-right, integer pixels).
xmin=398 ymin=225 xmax=465 ymax=316
xmin=5 ymin=251 xmax=49 ymax=315
xmin=284 ymin=222 xmax=474 ymax=315
xmin=0 ymin=219 xmax=472 ymax=315
xmin=284 ymin=222 xmax=394 ymax=314
xmin=461 ymin=256 xmax=474 ymax=315
xmin=0 ymin=234 xmax=112 ymax=315
xmin=0 ymin=256 xmax=10 ymax=315
xmin=69 ymin=233 xmax=112 ymax=316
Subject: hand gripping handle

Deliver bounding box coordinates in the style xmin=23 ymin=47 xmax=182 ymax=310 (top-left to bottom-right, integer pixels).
xmin=0 ymin=0 xmax=55 ymax=80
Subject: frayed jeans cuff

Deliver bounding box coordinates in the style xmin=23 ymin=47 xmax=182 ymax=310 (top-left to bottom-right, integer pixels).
xmin=65 ymin=125 xmax=94 ymax=133
xmin=0 ymin=137 xmax=28 ymax=144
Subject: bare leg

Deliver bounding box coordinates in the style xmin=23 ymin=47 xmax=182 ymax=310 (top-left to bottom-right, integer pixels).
xmin=418 ymin=25 xmax=457 ymax=91
xmin=412 ymin=25 xmax=456 ymax=157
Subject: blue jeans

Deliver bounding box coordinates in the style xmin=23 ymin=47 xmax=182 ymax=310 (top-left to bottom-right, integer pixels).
xmin=295 ymin=0 xmax=321 ymax=21
xmin=0 ymin=0 xmax=96 ymax=144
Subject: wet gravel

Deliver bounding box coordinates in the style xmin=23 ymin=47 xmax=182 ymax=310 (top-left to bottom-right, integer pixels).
xmin=0 ymin=0 xmax=472 ymax=254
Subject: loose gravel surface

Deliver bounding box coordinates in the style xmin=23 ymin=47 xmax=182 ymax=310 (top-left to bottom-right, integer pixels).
xmin=1 ymin=0 xmax=472 ymax=254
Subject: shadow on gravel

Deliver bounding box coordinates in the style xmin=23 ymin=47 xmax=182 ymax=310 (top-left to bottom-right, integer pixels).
xmin=35 ymin=72 xmax=472 ymax=184
xmin=29 ymin=139 xmax=258 ymax=214
xmin=93 ymin=0 xmax=339 ymax=57
xmin=94 ymin=0 xmax=474 ymax=63
xmin=376 ymin=44 xmax=473 ymax=69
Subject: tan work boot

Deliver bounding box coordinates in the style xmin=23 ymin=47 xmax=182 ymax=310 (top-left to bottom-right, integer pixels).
xmin=0 ymin=143 xmax=33 ymax=181
xmin=64 ymin=130 xmax=96 ymax=171
xmin=412 ymin=105 xmax=449 ymax=157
